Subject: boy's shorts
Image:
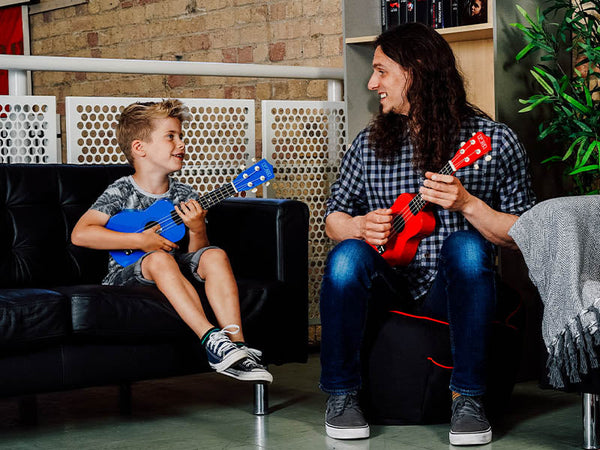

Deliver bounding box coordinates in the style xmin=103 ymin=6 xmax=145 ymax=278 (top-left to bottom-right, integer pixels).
xmin=110 ymin=246 xmax=219 ymax=287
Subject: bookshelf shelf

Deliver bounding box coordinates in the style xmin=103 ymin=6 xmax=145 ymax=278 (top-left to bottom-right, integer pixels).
xmin=345 ymin=22 xmax=493 ymax=45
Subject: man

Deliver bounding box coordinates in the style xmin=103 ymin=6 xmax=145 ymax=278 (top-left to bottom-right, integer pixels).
xmin=320 ymin=23 xmax=534 ymax=445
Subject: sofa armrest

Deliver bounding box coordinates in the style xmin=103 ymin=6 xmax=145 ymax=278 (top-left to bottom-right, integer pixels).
xmin=206 ymin=198 xmax=309 ymax=287
xmin=206 ymin=198 xmax=309 ymax=364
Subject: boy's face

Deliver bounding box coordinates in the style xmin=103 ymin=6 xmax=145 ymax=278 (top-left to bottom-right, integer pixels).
xmin=137 ymin=117 xmax=185 ymax=174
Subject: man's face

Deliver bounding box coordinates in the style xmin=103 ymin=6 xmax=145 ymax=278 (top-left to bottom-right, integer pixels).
xmin=367 ymin=46 xmax=412 ymax=116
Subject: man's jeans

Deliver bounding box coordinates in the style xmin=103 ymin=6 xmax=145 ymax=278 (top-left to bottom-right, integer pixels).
xmin=319 ymin=230 xmax=496 ymax=396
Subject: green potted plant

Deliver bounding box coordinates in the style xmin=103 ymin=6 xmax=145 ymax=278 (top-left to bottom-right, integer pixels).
xmin=512 ymin=0 xmax=599 ymax=194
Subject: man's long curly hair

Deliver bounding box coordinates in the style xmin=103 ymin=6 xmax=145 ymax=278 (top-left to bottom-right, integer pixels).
xmin=369 ymin=23 xmax=488 ymax=172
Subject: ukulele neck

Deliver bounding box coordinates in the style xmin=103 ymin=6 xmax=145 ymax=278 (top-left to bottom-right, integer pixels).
xmin=198 ymin=183 xmax=236 ymax=210
xmin=408 ymin=161 xmax=455 ymax=215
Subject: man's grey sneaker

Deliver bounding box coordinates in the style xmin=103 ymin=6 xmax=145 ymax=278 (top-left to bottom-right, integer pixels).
xmin=449 ymin=395 xmax=492 ymax=445
xmin=222 ymin=349 xmax=273 ymax=383
xmin=204 ymin=325 xmax=247 ymax=372
xmin=325 ymin=391 xmax=370 ymax=440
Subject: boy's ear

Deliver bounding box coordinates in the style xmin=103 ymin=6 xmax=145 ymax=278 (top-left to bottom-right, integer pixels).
xmin=130 ymin=139 xmax=145 ymax=158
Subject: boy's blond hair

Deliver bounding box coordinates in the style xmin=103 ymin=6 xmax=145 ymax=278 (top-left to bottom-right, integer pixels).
xmin=116 ymin=99 xmax=191 ymax=165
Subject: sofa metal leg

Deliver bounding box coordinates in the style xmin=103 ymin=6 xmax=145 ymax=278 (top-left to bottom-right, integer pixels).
xmin=583 ymin=393 xmax=600 ymax=449
xmin=18 ymin=395 xmax=38 ymax=425
xmin=119 ymin=382 xmax=132 ymax=415
xmin=253 ymin=382 xmax=269 ymax=415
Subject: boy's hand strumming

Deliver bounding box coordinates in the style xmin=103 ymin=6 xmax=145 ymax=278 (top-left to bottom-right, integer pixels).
xmin=175 ymin=199 xmax=207 ymax=234
xmin=138 ymin=224 xmax=179 ymax=253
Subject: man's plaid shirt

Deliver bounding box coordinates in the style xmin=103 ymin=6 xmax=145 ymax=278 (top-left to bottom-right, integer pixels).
xmin=325 ymin=115 xmax=536 ymax=302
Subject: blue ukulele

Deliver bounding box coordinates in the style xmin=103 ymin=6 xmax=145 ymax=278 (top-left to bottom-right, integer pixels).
xmin=106 ymin=159 xmax=274 ymax=267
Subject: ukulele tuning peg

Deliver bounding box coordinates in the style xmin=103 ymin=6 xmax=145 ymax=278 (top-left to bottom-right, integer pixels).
xmin=472 ymin=132 xmax=476 ymax=136
xmin=251 ymin=157 xmax=257 ymax=163
xmin=265 ymin=182 xmax=270 ymax=187
xmin=474 ymin=163 xmax=480 ymax=170
xmin=239 ymin=164 xmax=246 ymax=170
xmin=251 ymin=188 xmax=258 ymax=193
xmin=484 ymin=155 xmax=492 ymax=162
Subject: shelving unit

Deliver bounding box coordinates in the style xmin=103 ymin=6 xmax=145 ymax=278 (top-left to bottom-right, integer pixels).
xmin=342 ymin=0 xmax=549 ymax=148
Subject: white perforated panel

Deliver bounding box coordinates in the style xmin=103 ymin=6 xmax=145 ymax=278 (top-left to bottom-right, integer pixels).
xmin=0 ymin=96 xmax=59 ymax=163
xmin=262 ymin=101 xmax=347 ymax=321
xmin=65 ymin=97 xmax=255 ymax=194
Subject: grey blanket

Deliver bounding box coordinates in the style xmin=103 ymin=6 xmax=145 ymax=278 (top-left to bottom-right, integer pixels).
xmin=508 ymin=195 xmax=600 ymax=388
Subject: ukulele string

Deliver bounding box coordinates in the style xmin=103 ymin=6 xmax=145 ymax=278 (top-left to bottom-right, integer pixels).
xmin=136 ymin=169 xmax=265 ymax=236
xmin=146 ymin=183 xmax=237 ymax=236
xmin=384 ymin=162 xmax=455 ymax=241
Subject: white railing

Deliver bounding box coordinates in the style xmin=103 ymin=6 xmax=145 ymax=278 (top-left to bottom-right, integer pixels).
xmin=0 ymin=54 xmax=347 ymax=325
xmin=0 ymin=54 xmax=344 ymax=102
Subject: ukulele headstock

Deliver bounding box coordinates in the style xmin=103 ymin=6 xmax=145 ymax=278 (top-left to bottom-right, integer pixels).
xmin=450 ymin=132 xmax=492 ymax=172
xmin=232 ymin=159 xmax=274 ymax=193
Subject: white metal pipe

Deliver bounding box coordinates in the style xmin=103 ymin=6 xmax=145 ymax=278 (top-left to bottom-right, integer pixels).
xmin=0 ymin=54 xmax=343 ymax=81
xmin=8 ymin=69 xmax=27 ymax=95
xmin=327 ymin=79 xmax=343 ymax=102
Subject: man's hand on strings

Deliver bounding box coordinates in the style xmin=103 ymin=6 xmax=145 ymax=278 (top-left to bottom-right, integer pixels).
xmin=359 ymin=208 xmax=393 ymax=245
xmin=419 ymin=172 xmax=473 ymax=212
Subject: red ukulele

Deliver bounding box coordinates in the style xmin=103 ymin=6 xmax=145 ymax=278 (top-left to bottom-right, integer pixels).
xmin=374 ymin=131 xmax=492 ymax=266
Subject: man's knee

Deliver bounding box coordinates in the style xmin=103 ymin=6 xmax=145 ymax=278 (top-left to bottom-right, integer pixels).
xmin=441 ymin=231 xmax=493 ymax=276
xmin=325 ymin=239 xmax=375 ymax=285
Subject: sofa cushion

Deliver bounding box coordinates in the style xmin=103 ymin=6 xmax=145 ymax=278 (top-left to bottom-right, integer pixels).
xmin=56 ymin=279 xmax=284 ymax=344
xmin=0 ymin=288 xmax=70 ymax=347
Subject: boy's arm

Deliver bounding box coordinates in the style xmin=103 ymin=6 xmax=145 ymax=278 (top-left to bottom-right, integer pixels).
xmin=174 ymin=199 xmax=209 ymax=252
xmin=71 ymin=209 xmax=179 ymax=252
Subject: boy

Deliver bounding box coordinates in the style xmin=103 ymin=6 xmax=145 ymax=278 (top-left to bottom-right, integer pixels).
xmin=71 ymin=99 xmax=272 ymax=383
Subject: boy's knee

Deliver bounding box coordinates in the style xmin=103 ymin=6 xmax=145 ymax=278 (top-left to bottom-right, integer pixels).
xmin=143 ymin=251 xmax=177 ymax=271
xmin=198 ymin=248 xmax=229 ymax=272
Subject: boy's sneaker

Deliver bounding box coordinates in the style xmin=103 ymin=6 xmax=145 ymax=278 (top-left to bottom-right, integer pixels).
xmin=222 ymin=348 xmax=273 ymax=383
xmin=204 ymin=325 xmax=247 ymax=372
xmin=449 ymin=395 xmax=492 ymax=445
xmin=325 ymin=391 xmax=370 ymax=440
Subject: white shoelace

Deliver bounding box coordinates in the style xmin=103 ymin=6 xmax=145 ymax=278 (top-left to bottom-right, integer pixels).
xmin=207 ymin=324 xmax=240 ymax=356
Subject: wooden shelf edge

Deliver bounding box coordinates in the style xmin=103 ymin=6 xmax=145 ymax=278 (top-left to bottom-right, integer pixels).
xmin=345 ymin=23 xmax=493 ymax=45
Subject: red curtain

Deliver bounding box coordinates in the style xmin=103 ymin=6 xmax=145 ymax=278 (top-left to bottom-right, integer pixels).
xmin=0 ymin=6 xmax=24 ymax=95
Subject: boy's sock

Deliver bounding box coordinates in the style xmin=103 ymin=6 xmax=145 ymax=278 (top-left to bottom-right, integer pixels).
xmin=200 ymin=327 xmax=220 ymax=346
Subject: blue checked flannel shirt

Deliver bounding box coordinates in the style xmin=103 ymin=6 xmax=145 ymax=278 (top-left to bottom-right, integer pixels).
xmin=326 ymin=115 xmax=536 ymax=302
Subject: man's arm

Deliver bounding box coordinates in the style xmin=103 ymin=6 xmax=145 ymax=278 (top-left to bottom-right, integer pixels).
xmin=419 ymin=172 xmax=518 ymax=249
xmin=71 ymin=209 xmax=179 ymax=252
xmin=325 ymin=209 xmax=393 ymax=245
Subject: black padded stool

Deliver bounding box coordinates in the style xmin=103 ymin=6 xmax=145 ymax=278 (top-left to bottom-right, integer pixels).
xmin=361 ymin=283 xmax=523 ymax=425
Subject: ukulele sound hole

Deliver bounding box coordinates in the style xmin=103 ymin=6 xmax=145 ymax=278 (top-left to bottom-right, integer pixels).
xmin=392 ymin=215 xmax=406 ymax=233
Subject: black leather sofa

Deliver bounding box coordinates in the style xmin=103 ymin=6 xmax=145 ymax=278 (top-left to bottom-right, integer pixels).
xmin=0 ymin=163 xmax=309 ymax=419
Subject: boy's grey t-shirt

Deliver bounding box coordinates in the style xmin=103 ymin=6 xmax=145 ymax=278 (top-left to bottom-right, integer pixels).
xmin=90 ymin=175 xmax=199 ymax=285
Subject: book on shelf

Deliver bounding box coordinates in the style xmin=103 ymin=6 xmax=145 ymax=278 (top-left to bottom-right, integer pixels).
xmin=381 ymin=0 xmax=400 ymax=31
xmin=459 ymin=0 xmax=488 ymax=25
xmin=381 ymin=0 xmax=487 ymax=31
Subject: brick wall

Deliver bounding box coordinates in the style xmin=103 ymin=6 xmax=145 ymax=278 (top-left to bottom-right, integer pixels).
xmin=28 ymin=0 xmax=344 ymax=156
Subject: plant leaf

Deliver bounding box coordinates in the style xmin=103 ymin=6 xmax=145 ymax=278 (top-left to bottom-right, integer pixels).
xmin=530 ymin=68 xmax=555 ymax=94
xmin=569 ymin=164 xmax=599 ymax=175
xmin=580 ymin=140 xmax=599 ymax=166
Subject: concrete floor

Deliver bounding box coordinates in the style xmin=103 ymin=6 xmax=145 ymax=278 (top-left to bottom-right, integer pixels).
xmin=0 ymin=353 xmax=584 ymax=449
